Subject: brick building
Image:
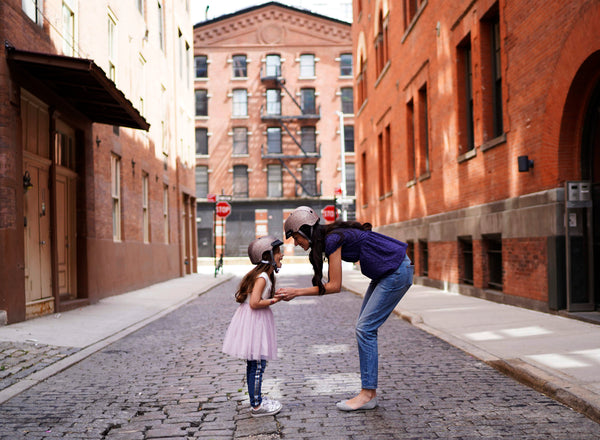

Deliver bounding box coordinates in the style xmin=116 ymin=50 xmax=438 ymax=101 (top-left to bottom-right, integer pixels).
xmin=352 ymin=0 xmax=600 ymax=314
xmin=193 ymin=2 xmax=355 ymax=258
xmin=0 ymin=1 xmax=196 ymax=324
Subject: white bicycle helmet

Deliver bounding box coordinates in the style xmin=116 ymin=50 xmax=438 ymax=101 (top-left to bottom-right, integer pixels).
xmin=248 ymin=235 xmax=283 ymax=270
xmin=284 ymin=206 xmax=320 ymax=241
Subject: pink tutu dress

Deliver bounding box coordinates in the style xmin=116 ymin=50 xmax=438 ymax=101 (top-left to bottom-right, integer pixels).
xmin=222 ymin=272 xmax=277 ymax=360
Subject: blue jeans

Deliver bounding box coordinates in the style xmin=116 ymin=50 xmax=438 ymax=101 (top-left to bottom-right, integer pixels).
xmin=246 ymin=360 xmax=267 ymax=407
xmin=356 ymin=256 xmax=413 ymax=389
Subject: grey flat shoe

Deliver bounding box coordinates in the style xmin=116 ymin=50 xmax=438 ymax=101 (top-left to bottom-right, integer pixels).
xmin=336 ymin=397 xmax=378 ymax=411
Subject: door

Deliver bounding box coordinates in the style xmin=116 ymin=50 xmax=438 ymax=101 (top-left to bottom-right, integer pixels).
xmin=54 ymin=120 xmax=78 ymax=301
xmin=23 ymin=158 xmax=53 ymax=309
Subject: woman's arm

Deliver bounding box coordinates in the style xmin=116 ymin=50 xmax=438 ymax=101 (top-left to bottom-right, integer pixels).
xmin=276 ymin=248 xmax=343 ymax=300
xmin=249 ymin=276 xmax=280 ymax=309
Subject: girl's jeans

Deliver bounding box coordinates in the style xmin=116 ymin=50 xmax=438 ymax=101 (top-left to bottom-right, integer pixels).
xmin=356 ymin=256 xmax=414 ymax=389
xmin=246 ymin=359 xmax=267 ymax=408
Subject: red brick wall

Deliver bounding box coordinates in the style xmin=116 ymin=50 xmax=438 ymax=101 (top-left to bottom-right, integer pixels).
xmin=503 ymin=237 xmax=548 ymax=302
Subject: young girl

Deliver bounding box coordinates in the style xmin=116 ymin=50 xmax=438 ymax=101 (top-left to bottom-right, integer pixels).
xmin=222 ymin=235 xmax=284 ymax=417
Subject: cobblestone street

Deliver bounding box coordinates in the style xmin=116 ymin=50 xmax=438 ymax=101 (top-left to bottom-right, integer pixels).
xmin=0 ymin=273 xmax=599 ymax=439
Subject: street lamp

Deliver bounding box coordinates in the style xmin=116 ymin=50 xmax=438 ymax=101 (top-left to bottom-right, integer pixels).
xmin=336 ymin=111 xmax=348 ymax=221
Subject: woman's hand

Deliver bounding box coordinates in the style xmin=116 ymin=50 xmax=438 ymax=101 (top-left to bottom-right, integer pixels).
xmin=275 ymin=287 xmax=298 ymax=301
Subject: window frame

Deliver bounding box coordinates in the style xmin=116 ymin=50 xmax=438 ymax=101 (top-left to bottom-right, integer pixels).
xmin=195 ymin=127 xmax=208 ymax=155
xmin=299 ymin=53 xmax=315 ymax=78
xmin=232 ymin=89 xmax=248 ymax=117
xmin=195 ymin=89 xmax=208 ymax=117
xmin=195 ymin=55 xmax=208 ymax=79
xmin=232 ymin=127 xmax=248 ymax=155
xmin=232 ymin=54 xmax=247 ymax=78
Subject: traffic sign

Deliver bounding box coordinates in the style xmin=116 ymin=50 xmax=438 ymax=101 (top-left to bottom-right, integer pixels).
xmin=322 ymin=205 xmax=337 ymax=222
xmin=216 ymin=201 xmax=232 ymax=218
xmin=207 ymin=193 xmax=217 ymax=203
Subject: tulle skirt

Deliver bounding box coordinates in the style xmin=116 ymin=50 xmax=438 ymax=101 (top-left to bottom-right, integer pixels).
xmin=222 ymin=303 xmax=277 ymax=360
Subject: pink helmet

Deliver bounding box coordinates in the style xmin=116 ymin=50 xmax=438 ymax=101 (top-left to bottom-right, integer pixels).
xmin=284 ymin=206 xmax=320 ymax=240
xmin=248 ymin=235 xmax=283 ymax=265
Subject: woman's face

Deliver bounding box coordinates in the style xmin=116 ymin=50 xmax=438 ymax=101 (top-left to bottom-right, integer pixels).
xmin=292 ymin=232 xmax=310 ymax=251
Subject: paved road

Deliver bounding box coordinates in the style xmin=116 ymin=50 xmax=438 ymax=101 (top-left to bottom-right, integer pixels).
xmin=1 ymin=273 xmax=599 ymax=439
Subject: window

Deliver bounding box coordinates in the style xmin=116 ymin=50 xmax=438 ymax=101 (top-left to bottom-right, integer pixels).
xmin=195 ymin=55 xmax=208 ymax=78
xmin=345 ymin=163 xmax=355 ymax=196
xmin=481 ymin=8 xmax=504 ymax=141
xmin=407 ymin=99 xmax=416 ymax=181
xmin=301 ymin=88 xmax=316 ymax=114
xmin=196 ymin=128 xmax=208 ymax=155
xmin=23 ymin=0 xmax=42 ymax=25
xmin=404 ymin=0 xmax=425 ymax=29
xmin=142 ymin=173 xmax=150 ymax=243
xmin=107 ymin=12 xmax=117 ymax=81
xmin=299 ymin=54 xmax=315 ymax=77
xmin=384 ymin=125 xmax=392 ymax=193
xmin=267 ymin=127 xmax=282 ymax=153
xmin=301 ymin=127 xmax=316 ymax=153
xmin=138 ymin=54 xmax=146 ymax=117
xmin=233 ymin=165 xmax=248 ymax=198
xmin=233 ymin=55 xmax=247 ymax=77
xmin=375 ymin=10 xmax=389 ymax=76
xmin=265 ymin=54 xmax=281 ymax=77
xmin=485 ymin=234 xmax=503 ymax=290
xmin=195 ymin=89 xmax=208 ymax=116
xmin=344 ymin=125 xmax=354 ymax=153
xmin=232 ymin=127 xmax=248 ymax=155
xmin=458 ymin=36 xmax=474 ymax=152
xmin=360 ymin=152 xmax=367 ymax=205
xmin=459 ymin=237 xmax=473 ymax=285
xmin=62 ymin=3 xmax=75 ymax=56
xmin=163 ymin=185 xmax=169 ymax=244
xmin=419 ymin=239 xmax=428 ymax=276
xmin=418 ymin=84 xmax=430 ymax=175
xmin=157 ymin=1 xmax=164 ymax=51
xmin=111 ymin=154 xmax=121 ymax=241
xmin=357 ymin=56 xmax=367 ymax=107
xmin=341 ymin=87 xmax=354 ymax=114
xmin=301 ymin=164 xmax=317 ymax=196
xmin=267 ymin=164 xmax=282 ymax=197
xmin=195 ymin=166 xmax=208 ymax=198
xmin=232 ymin=89 xmax=248 ymax=117
xmin=491 ymin=18 xmax=503 ymax=137
xmin=340 ymin=53 xmax=352 ymax=76
xmin=266 ymin=89 xmax=281 ymax=115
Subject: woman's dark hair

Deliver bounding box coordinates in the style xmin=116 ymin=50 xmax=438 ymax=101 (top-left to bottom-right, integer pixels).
xmin=308 ymin=220 xmax=371 ymax=295
xmin=235 ymin=249 xmax=278 ymax=303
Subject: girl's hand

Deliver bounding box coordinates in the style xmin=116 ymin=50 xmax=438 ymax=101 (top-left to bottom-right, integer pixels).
xmin=275 ymin=287 xmax=297 ymax=301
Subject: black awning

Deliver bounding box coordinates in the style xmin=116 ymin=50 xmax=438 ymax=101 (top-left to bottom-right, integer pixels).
xmin=6 ymin=47 xmax=150 ymax=131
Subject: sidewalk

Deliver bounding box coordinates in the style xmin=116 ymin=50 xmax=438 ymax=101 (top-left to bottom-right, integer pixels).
xmin=0 ymin=271 xmax=233 ymax=404
xmin=342 ymin=268 xmax=600 ymax=424
xmin=0 ymin=263 xmax=598 ymax=425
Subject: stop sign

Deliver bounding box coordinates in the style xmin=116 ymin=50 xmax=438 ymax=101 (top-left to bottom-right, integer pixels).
xmin=322 ymin=205 xmax=337 ymax=222
xmin=216 ymin=201 xmax=231 ymax=218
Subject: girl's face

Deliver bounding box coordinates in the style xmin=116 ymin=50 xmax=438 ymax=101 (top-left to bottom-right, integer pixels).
xmin=273 ymin=247 xmax=283 ymax=268
xmin=292 ymin=233 xmax=310 ymax=251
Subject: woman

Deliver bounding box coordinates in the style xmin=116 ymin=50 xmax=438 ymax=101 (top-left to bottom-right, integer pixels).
xmin=276 ymin=206 xmax=413 ymax=411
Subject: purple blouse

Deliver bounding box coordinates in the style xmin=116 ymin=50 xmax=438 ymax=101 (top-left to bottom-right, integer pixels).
xmin=324 ymin=228 xmax=408 ymax=281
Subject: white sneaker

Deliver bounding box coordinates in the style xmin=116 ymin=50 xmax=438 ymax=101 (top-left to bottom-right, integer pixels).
xmin=251 ymin=398 xmax=282 ymax=417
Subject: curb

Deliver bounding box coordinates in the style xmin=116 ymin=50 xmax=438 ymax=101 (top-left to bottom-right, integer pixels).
xmin=0 ymin=274 xmax=234 ymax=405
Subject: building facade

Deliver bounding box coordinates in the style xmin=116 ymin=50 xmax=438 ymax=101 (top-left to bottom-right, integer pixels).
xmin=0 ymin=0 xmax=196 ymax=324
xmin=352 ymin=0 xmax=600 ymax=314
xmin=193 ymin=2 xmax=355 ymax=258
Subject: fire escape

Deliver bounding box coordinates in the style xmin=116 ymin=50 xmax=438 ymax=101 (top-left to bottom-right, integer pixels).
xmin=260 ymin=57 xmax=321 ymax=197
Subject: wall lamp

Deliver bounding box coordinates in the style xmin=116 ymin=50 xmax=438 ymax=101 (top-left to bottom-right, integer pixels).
xmin=23 ymin=170 xmax=33 ymax=192
xmin=518 ymin=155 xmax=534 ymax=172
xmin=96 ymin=135 xmax=101 ymax=148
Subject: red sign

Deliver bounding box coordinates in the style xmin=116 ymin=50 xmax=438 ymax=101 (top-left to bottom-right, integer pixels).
xmin=322 ymin=205 xmax=337 ymax=222
xmin=216 ymin=201 xmax=231 ymax=218
xmin=207 ymin=193 xmax=217 ymax=203
xmin=334 ymin=186 xmax=343 ymax=196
